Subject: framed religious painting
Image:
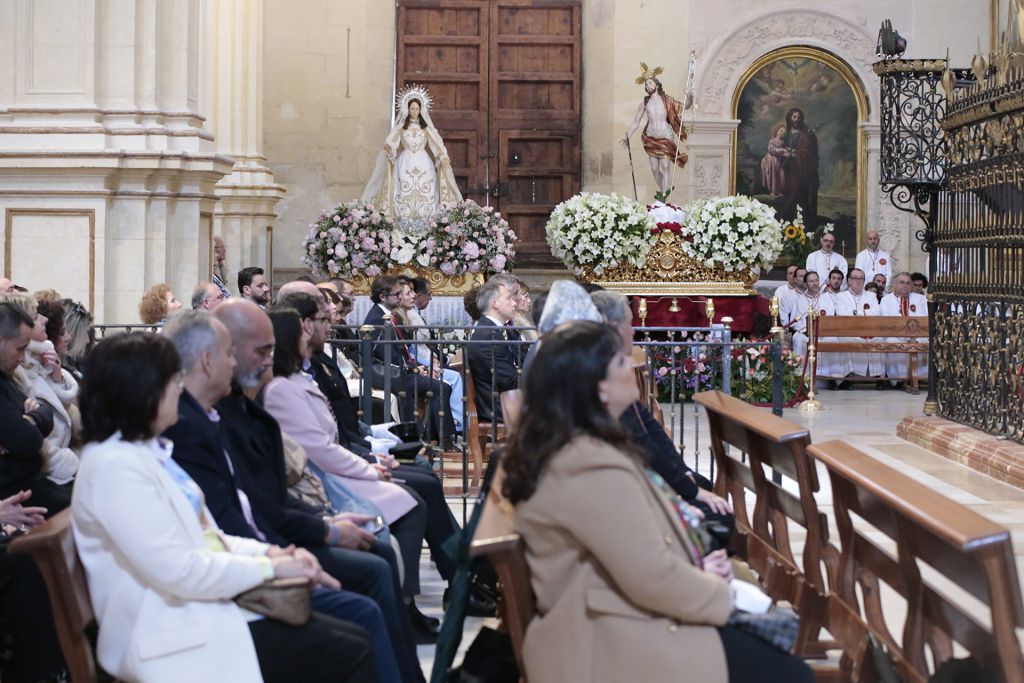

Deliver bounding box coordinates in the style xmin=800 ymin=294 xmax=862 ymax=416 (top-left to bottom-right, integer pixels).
xmin=732 ymin=46 xmax=868 ymax=262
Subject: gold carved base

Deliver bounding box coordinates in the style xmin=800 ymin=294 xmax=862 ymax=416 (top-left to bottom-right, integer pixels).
xmin=350 ymin=266 xmax=485 ymax=296
xmin=578 ymin=232 xmax=758 ymax=296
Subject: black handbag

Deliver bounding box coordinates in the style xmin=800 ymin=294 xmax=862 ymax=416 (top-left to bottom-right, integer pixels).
xmin=369 ymin=361 xmax=402 ymax=390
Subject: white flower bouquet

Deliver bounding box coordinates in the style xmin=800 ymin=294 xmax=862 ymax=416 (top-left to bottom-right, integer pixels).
xmin=682 ymin=195 xmax=783 ymax=273
xmin=302 ymin=200 xmax=396 ymax=279
xmin=545 ymin=192 xmax=658 ymax=275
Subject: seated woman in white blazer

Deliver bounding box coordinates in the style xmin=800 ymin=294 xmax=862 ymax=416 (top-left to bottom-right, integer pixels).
xmin=72 ymin=333 xmax=377 ymax=683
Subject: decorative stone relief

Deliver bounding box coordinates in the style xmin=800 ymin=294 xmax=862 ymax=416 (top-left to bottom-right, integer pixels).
xmin=875 ymin=199 xmax=911 ymax=272
xmin=694 ymin=157 xmax=724 ymax=199
xmin=697 ymin=9 xmax=876 ymax=117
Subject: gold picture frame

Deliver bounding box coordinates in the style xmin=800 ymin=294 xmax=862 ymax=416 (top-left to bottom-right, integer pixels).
xmin=729 ymin=46 xmax=869 ymax=256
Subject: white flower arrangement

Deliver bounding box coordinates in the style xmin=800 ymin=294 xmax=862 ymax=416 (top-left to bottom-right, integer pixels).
xmin=681 ymin=195 xmax=783 ymax=273
xmin=545 ymin=192 xmax=658 ymax=275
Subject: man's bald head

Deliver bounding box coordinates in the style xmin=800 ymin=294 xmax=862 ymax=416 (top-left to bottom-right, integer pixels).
xmin=277 ymin=280 xmax=321 ymax=299
xmin=214 ymin=298 xmax=275 ymax=389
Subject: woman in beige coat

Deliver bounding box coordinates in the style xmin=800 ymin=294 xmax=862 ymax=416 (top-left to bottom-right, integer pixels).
xmin=502 ymin=321 xmax=813 ymax=683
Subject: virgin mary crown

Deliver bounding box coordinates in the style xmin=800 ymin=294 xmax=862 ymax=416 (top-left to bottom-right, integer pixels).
xmin=395 ymin=84 xmax=433 ymax=120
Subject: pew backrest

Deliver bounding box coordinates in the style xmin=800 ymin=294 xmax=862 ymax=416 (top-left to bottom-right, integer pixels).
xmin=9 ymin=508 xmax=99 ymax=683
xmin=809 ymin=439 xmax=1024 ymax=683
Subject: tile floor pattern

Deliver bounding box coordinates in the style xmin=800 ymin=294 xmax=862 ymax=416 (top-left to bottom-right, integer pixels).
xmin=416 ymin=388 xmax=1024 ymax=676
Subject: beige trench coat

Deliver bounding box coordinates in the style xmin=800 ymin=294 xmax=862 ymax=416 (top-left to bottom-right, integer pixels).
xmin=514 ymin=435 xmax=733 ymax=683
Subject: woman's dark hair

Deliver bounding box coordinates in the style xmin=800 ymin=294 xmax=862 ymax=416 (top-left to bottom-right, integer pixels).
xmin=268 ymin=308 xmax=304 ymax=377
xmin=80 ymin=333 xmax=181 ymax=443
xmin=502 ymin=320 xmax=643 ymax=503
xmin=402 ymin=98 xmax=429 ymax=130
xmin=463 ymin=287 xmax=481 ymax=322
xmin=530 ymin=291 xmax=547 ymax=325
xmin=35 ymin=298 xmax=66 ymax=345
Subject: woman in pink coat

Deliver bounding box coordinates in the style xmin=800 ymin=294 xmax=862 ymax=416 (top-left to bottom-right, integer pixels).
xmin=260 ymin=307 xmax=432 ymax=604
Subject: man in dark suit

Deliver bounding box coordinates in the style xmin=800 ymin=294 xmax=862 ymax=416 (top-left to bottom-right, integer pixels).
xmin=364 ymin=276 xmax=456 ymax=445
xmin=467 ymin=278 xmax=523 ymax=422
xmin=162 ymin=309 xmax=426 ymax=682
xmin=0 ymin=302 xmax=67 ymax=512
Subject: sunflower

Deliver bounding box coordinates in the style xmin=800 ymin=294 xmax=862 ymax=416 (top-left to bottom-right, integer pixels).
xmin=784 ymin=225 xmax=798 ymax=239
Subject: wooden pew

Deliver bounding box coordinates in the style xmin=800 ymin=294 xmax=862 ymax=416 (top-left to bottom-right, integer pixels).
xmin=450 ymin=361 xmax=496 ymax=489
xmin=694 ymin=390 xmax=836 ymax=660
xmin=469 ymin=467 xmax=534 ymax=681
xmin=809 ymin=440 xmax=1024 ymax=683
xmin=8 ymin=508 xmax=102 ymax=683
xmin=815 ymin=315 xmax=929 ymax=392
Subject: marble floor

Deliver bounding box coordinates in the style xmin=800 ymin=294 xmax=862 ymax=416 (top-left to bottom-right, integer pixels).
xmin=415 ymin=387 xmax=1024 ymax=676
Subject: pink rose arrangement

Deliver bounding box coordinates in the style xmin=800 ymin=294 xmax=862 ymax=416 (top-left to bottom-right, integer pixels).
xmin=428 ymin=201 xmax=517 ymax=276
xmin=302 ymin=200 xmax=396 ymax=279
xmin=303 ymin=199 xmax=516 ymax=279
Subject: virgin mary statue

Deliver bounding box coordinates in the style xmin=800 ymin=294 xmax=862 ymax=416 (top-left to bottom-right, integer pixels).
xmin=361 ymin=85 xmax=463 ymax=232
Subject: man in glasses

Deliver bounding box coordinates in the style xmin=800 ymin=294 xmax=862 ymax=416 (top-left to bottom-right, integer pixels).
xmin=364 ymin=276 xmax=456 ymax=447
xmin=191 ymin=282 xmax=228 ymax=311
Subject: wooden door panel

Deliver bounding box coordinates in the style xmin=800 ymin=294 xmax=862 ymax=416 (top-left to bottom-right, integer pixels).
xmin=491 ymin=0 xmax=580 ymax=262
xmin=398 ymin=0 xmax=581 ymax=264
xmin=397 ymin=0 xmax=489 ymax=205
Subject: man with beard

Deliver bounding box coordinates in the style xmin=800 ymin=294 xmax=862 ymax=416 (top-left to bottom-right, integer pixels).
xmin=780 ymin=107 xmax=819 ymax=230
xmin=238 ymin=266 xmax=271 ymax=308
xmin=623 ymin=69 xmax=689 ymax=194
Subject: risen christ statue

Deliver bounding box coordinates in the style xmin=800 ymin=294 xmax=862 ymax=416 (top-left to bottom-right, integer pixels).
xmin=624 ymin=75 xmax=689 ymax=194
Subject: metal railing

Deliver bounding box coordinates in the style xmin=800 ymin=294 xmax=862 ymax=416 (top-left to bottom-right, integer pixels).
xmin=88 ymin=320 xmax=787 ymax=515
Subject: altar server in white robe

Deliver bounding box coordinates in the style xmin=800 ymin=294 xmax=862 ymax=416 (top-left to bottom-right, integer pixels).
xmin=805 ymin=231 xmax=848 ymax=287
xmin=818 ymin=269 xmax=849 ymax=385
xmin=835 ymin=268 xmax=882 ymax=378
xmin=773 ymin=265 xmax=801 ymax=316
xmin=854 ymin=229 xmax=893 ymax=286
xmin=879 ymin=272 xmax=929 ymax=385
xmin=786 ymin=271 xmax=830 ymax=371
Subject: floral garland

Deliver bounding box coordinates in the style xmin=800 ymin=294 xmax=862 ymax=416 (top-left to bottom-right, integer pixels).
xmin=302 ymin=199 xmax=515 ymax=279
xmin=682 ymin=195 xmax=783 ymax=273
xmin=545 ymin=192 xmax=658 ymax=275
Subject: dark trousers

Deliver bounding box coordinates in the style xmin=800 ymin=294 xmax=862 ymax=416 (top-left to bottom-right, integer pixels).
xmin=0 ymin=548 xmax=65 ymax=681
xmin=388 ymin=486 xmax=428 ymax=598
xmin=311 ymin=542 xmax=425 ymax=683
xmin=0 ymin=476 xmax=71 ymax=517
xmin=395 ymin=464 xmax=459 ymax=580
xmin=311 ymin=587 xmax=401 ymax=683
xmin=400 ymin=372 xmax=456 ymax=441
xmin=718 ymin=625 xmax=814 ymax=683
xmin=249 ymin=612 xmax=375 ymax=683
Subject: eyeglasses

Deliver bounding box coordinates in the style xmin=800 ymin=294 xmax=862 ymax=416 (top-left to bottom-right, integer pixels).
xmin=314 ymin=315 xmax=332 ymax=323
xmin=386 ymin=291 xmax=401 ymax=298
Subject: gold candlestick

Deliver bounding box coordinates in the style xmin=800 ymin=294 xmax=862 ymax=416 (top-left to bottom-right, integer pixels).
xmin=704 ymin=298 xmax=715 ymax=325
xmin=669 ymin=297 xmax=681 ymax=312
xmin=800 ymin=303 xmax=823 ymax=412
xmin=638 ymin=297 xmax=648 ymax=327
xmin=770 ymin=295 xmax=780 ymax=329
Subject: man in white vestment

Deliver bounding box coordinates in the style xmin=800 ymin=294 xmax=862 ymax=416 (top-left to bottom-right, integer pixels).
xmin=835 ymin=268 xmax=883 ymax=385
xmin=786 ymin=271 xmax=832 ymax=373
xmin=773 ymin=265 xmax=800 ymax=316
xmin=819 ymin=269 xmax=848 ymax=388
xmin=854 ymin=230 xmax=893 ymax=285
xmin=879 ymin=272 xmax=928 ymax=388
xmin=805 ymin=232 xmax=847 ymax=287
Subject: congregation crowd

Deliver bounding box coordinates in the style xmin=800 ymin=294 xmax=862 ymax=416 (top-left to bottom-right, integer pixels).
xmin=0 ymin=229 xmax=924 ymax=682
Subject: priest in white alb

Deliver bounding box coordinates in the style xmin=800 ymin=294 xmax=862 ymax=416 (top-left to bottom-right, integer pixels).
xmin=805 ymin=230 xmax=848 ymax=287
xmin=773 ymin=264 xmax=802 ymax=317
xmin=835 ymin=267 xmax=883 ymax=382
xmin=879 ymin=271 xmax=929 ymax=387
xmin=854 ymin=229 xmax=892 ymax=285
xmin=818 ymin=269 xmax=848 ymax=388
xmin=785 ymin=271 xmax=833 ymax=375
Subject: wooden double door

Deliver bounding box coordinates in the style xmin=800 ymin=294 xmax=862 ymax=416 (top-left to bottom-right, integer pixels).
xmin=397 ymin=0 xmax=581 ymax=265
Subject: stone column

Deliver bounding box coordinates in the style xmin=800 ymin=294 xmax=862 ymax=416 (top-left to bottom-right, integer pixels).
xmin=0 ymin=0 xmax=232 ymax=323
xmin=206 ymin=0 xmax=285 ymax=293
